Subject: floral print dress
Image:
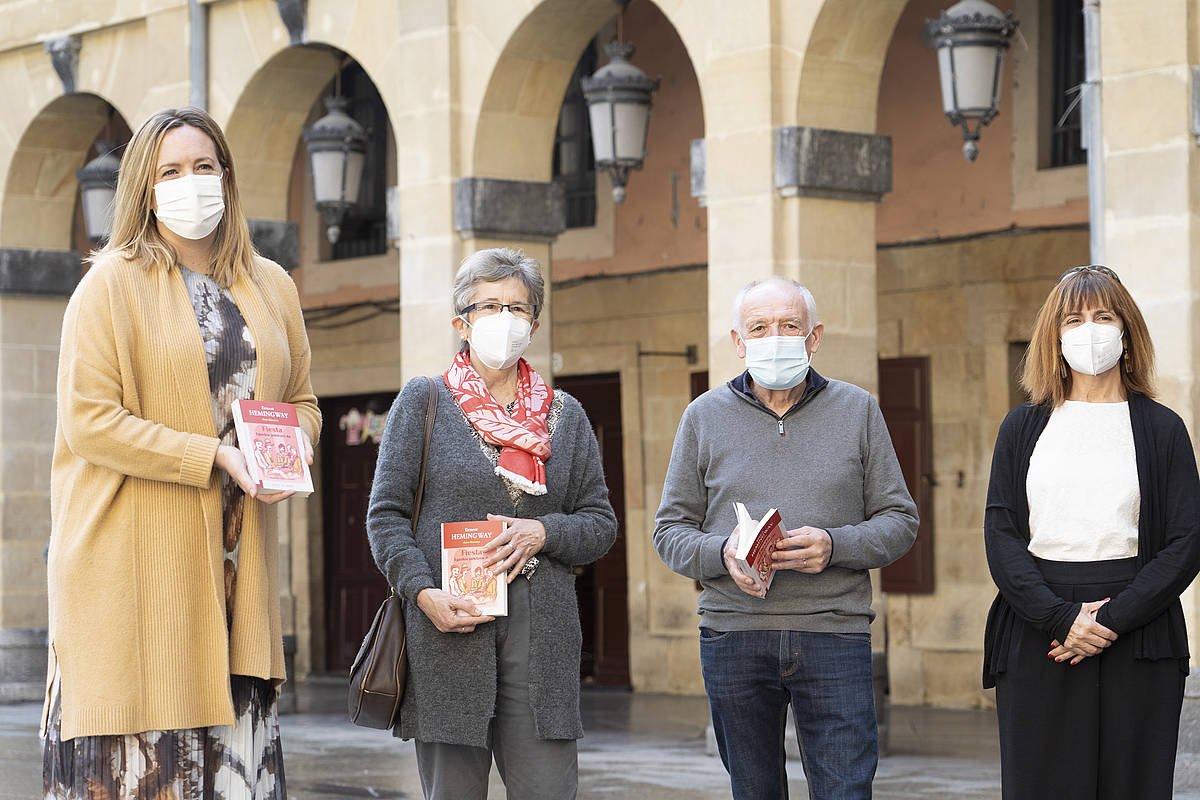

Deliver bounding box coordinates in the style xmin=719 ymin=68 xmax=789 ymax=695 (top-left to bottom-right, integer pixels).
xmin=42 ymin=266 xmax=287 ymax=800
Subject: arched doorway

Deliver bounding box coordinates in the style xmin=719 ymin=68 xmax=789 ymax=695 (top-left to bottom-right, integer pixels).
xmin=225 ymin=44 xmax=399 ymax=675
xmin=466 ymin=0 xmax=709 ymax=689
xmin=0 ymin=92 xmax=131 ymax=700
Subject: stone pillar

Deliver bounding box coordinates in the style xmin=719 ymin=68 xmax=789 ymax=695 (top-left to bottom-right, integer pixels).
xmin=453 ymin=177 xmax=566 ymax=378
xmin=1099 ymin=0 xmax=1200 ymax=651
xmin=396 ymin=3 xmax=459 ymax=383
xmin=1099 ymin=3 xmax=1200 ymax=781
xmin=774 ymin=126 xmax=892 ymax=395
xmin=0 ymin=248 xmax=81 ymax=701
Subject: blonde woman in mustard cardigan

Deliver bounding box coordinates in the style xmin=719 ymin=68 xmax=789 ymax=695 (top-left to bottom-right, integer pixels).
xmin=41 ymin=107 xmax=320 ymax=800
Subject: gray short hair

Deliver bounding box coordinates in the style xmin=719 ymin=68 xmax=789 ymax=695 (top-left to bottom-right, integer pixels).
xmin=732 ymin=277 xmax=818 ymax=334
xmin=453 ymin=248 xmax=545 ymax=318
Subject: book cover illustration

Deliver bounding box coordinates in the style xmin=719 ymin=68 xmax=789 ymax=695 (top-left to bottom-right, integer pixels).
xmin=732 ymin=502 xmax=786 ymax=595
xmin=232 ymin=399 xmax=314 ymax=496
xmin=441 ymin=520 xmax=508 ymax=617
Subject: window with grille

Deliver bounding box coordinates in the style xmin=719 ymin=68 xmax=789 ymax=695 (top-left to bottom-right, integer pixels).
xmin=554 ymin=45 xmax=598 ymax=229
xmin=1047 ymin=0 xmax=1086 ymax=168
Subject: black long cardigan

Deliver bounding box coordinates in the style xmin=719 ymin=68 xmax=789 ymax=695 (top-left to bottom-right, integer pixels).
xmin=983 ymin=393 xmax=1200 ymax=688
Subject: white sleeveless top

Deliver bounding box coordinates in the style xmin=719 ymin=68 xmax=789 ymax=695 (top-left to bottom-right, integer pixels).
xmin=1026 ymin=400 xmax=1140 ymax=561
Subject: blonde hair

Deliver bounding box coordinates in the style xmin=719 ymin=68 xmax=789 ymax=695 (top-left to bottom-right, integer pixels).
xmin=91 ymin=107 xmax=257 ymax=288
xmin=1020 ymin=267 xmax=1155 ymax=406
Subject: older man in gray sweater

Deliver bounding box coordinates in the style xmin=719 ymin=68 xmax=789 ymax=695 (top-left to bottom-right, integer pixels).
xmin=654 ymin=277 xmax=918 ymax=800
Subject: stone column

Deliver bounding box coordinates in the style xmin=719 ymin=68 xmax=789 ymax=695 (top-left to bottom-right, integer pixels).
xmin=1099 ymin=0 xmax=1200 ymax=650
xmin=0 ymin=249 xmax=81 ymax=701
xmin=395 ymin=4 xmax=460 ymax=383
xmin=774 ymin=127 xmax=892 ymax=394
xmin=1099 ymin=3 xmax=1200 ymax=785
xmin=453 ymin=177 xmax=566 ymax=378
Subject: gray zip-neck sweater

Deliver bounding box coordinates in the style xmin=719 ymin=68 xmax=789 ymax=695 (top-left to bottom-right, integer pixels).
xmin=653 ymin=369 xmax=918 ymax=633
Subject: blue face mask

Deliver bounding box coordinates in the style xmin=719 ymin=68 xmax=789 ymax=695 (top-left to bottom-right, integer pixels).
xmin=743 ymin=334 xmax=812 ymax=390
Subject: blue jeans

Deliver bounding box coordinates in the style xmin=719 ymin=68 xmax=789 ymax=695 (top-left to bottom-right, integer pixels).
xmin=700 ymin=628 xmax=877 ymax=800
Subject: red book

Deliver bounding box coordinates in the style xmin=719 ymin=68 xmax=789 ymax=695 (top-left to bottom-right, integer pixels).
xmin=441 ymin=520 xmax=508 ymax=616
xmin=733 ymin=502 xmax=786 ymax=594
xmin=232 ymin=400 xmax=313 ymax=496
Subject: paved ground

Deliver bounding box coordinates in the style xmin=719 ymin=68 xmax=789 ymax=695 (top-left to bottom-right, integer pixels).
xmin=4 ymin=678 xmax=1199 ymax=799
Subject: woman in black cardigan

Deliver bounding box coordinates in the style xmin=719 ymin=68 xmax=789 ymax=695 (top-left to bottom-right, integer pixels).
xmin=984 ymin=265 xmax=1200 ymax=800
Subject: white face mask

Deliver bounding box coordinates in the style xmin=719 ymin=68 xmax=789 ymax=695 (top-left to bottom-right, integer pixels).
xmin=1060 ymin=321 xmax=1124 ymax=376
xmin=743 ymin=334 xmax=813 ymax=390
xmin=466 ymin=309 xmax=533 ymax=370
xmin=153 ymin=174 xmax=225 ymax=240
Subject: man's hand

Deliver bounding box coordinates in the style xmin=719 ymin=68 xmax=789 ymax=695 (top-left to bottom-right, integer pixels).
xmin=416 ymin=588 xmax=495 ymax=634
xmin=723 ymin=524 xmax=765 ymax=598
xmin=771 ymin=526 xmax=832 ymax=573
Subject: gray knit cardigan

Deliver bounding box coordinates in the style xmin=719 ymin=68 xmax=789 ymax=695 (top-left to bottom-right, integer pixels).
xmin=366 ymin=376 xmax=617 ymax=747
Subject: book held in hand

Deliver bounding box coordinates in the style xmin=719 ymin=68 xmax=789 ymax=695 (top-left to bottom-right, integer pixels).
xmin=442 ymin=520 xmax=508 ymax=617
xmin=232 ymin=399 xmax=314 ymax=497
xmin=732 ymin=502 xmax=786 ymax=595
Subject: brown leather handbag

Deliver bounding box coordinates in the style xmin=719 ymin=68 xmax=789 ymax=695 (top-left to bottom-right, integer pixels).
xmin=348 ymin=376 xmax=438 ymax=729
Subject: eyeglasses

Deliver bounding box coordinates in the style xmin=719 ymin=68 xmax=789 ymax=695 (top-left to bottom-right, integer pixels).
xmin=1057 ymin=265 xmax=1121 ymax=284
xmin=460 ymin=301 xmax=538 ymax=321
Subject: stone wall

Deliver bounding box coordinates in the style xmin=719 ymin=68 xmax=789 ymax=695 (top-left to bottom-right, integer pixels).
xmin=877 ymin=225 xmax=1090 ymax=707
xmin=553 ymin=266 xmax=709 ymax=694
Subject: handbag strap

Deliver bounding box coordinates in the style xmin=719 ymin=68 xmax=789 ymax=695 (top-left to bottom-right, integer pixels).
xmin=411 ymin=375 xmax=438 ymax=531
xmin=386 ymin=376 xmax=438 ymax=600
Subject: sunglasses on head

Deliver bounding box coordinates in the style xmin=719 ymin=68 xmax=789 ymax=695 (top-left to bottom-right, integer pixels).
xmin=1057 ymin=265 xmax=1121 ymax=284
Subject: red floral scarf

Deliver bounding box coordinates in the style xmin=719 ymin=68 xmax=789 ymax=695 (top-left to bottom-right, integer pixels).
xmin=444 ymin=351 xmax=553 ymax=495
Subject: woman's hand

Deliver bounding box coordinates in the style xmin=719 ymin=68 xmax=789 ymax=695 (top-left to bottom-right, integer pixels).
xmin=1052 ymin=599 xmax=1116 ymax=662
xmin=483 ymin=514 xmax=547 ymax=584
xmin=298 ymin=429 xmax=314 ymax=464
xmin=417 ymin=588 xmax=495 ymax=633
xmin=214 ymin=444 xmax=294 ymax=505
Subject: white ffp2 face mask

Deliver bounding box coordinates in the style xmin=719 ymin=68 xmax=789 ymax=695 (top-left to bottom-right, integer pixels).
xmin=1060 ymin=321 xmax=1123 ymax=376
xmin=743 ymin=334 xmax=812 ymax=390
xmin=153 ymin=174 xmax=225 ymax=240
xmin=467 ymin=310 xmax=533 ymax=370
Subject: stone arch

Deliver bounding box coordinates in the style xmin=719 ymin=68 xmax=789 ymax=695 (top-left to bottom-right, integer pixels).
xmin=794 ymin=0 xmax=909 ymax=132
xmin=223 ymin=44 xmax=348 ymax=221
xmin=462 ymin=0 xmax=708 ymax=181
xmin=0 ymin=93 xmax=128 ymax=249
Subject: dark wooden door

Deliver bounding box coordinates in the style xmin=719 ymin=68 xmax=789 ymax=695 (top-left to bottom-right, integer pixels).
xmin=878 ymin=357 xmax=935 ymax=594
xmin=322 ymin=392 xmax=396 ymax=671
xmin=554 ymin=373 xmax=630 ymax=687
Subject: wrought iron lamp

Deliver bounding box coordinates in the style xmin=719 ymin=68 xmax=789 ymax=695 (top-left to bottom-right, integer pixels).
xmin=303 ymin=93 xmax=367 ymax=244
xmin=76 ymin=141 xmax=121 ymax=243
xmin=581 ymin=21 xmax=659 ymax=204
xmin=925 ymin=0 xmax=1018 ymax=161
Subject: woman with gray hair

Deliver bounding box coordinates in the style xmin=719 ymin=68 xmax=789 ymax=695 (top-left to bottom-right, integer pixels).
xmin=366 ymin=248 xmax=617 ymax=799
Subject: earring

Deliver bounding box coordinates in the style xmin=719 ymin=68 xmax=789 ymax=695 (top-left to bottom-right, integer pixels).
xmin=1124 ymin=349 xmax=1132 ymax=374
xmin=1060 ymin=359 xmax=1068 ymax=379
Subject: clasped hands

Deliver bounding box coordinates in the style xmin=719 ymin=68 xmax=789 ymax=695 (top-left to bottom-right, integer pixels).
xmin=723 ymin=521 xmax=832 ymax=598
xmin=1047 ymin=599 xmax=1117 ymax=666
xmin=418 ymin=513 xmax=545 ymax=634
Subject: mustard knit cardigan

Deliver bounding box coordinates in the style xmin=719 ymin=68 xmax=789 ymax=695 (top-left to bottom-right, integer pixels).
xmin=45 ymin=253 xmax=321 ymax=741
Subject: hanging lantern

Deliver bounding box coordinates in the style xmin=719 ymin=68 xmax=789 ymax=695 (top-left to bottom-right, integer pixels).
xmin=76 ymin=141 xmax=121 ymax=243
xmin=581 ymin=40 xmax=659 ymax=204
xmin=302 ymin=95 xmax=367 ymax=244
xmin=925 ymin=0 xmax=1018 ymax=161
